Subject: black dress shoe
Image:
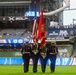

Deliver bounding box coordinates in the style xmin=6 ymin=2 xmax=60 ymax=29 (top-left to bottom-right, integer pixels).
xmin=51 ymin=71 xmax=54 ymax=73
xmin=42 ymin=70 xmax=45 ymax=73
xmin=24 ymin=70 xmax=28 ymax=73
xmin=33 ymin=70 xmax=37 ymax=73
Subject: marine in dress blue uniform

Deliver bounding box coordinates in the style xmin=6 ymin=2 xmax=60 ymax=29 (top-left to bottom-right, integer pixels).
xmin=48 ymin=42 xmax=58 ymax=73
xmin=31 ymin=41 xmax=39 ymax=73
xmin=39 ymin=46 xmax=48 ymax=73
xmin=20 ymin=42 xmax=31 ymax=73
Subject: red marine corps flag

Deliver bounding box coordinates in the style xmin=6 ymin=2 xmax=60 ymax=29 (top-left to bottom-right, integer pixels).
xmin=32 ymin=18 xmax=38 ymax=43
xmin=38 ymin=9 xmax=46 ymax=49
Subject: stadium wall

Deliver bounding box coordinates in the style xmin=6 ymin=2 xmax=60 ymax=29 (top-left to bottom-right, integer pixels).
xmin=0 ymin=57 xmax=76 ymax=66
xmin=0 ymin=52 xmax=21 ymax=57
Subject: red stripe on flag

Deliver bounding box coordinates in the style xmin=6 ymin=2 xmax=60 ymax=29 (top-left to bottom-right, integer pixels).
xmin=32 ymin=19 xmax=38 ymax=43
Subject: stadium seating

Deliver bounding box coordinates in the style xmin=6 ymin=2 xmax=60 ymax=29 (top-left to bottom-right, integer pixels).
xmin=0 ymin=29 xmax=31 ymax=39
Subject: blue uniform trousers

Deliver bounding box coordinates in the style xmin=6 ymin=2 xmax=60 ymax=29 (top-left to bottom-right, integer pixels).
xmin=32 ymin=56 xmax=39 ymax=72
xmin=49 ymin=54 xmax=56 ymax=72
xmin=40 ymin=57 xmax=48 ymax=73
xmin=22 ymin=54 xmax=30 ymax=72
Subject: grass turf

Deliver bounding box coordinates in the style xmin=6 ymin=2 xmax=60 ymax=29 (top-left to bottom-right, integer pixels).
xmin=0 ymin=65 xmax=76 ymax=75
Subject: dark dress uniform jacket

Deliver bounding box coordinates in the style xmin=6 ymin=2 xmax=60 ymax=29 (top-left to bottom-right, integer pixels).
xmin=48 ymin=46 xmax=58 ymax=56
xmin=21 ymin=44 xmax=31 ymax=59
xmin=31 ymin=44 xmax=39 ymax=57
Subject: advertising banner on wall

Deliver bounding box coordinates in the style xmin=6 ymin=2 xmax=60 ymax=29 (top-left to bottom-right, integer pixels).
xmin=0 ymin=58 xmax=76 ymax=66
xmin=47 ymin=27 xmax=76 ymax=40
xmin=0 ymin=16 xmax=28 ymax=21
xmin=0 ymin=39 xmax=24 ymax=43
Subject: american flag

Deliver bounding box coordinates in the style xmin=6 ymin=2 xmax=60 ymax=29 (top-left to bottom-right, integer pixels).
xmin=32 ymin=18 xmax=38 ymax=43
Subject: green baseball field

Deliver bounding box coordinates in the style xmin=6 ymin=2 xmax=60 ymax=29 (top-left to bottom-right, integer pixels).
xmin=0 ymin=65 xmax=76 ymax=75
